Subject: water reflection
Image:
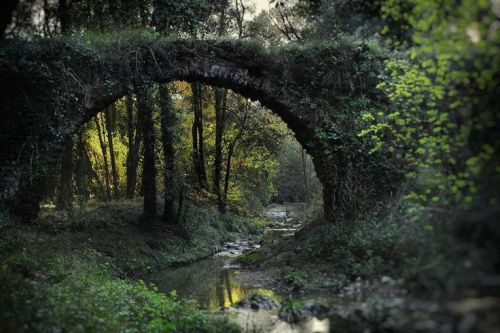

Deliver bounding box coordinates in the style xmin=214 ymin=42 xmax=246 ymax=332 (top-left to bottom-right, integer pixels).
xmin=149 ymin=256 xmax=331 ymax=333
xmin=149 ymin=257 xmax=279 ymax=309
xmin=228 ymin=308 xmax=331 ymax=333
xmin=205 ymin=269 xmax=279 ymax=308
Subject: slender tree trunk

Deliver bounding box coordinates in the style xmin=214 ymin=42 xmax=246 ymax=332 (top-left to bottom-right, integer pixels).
xmin=0 ymin=0 xmax=18 ymax=39
xmin=125 ymin=95 xmax=136 ymax=198
xmin=191 ymin=92 xmax=200 ymax=186
xmin=197 ymin=101 xmax=208 ymax=189
xmin=84 ymin=144 xmax=107 ymax=200
xmin=221 ymin=99 xmax=249 ymax=213
xmin=301 ymin=148 xmax=310 ymax=205
xmin=58 ymin=0 xmax=69 ymax=33
xmin=175 ymin=184 xmax=185 ymax=225
xmin=221 ymin=143 xmax=234 ymax=213
xmin=104 ymin=105 xmax=120 ymax=199
xmin=214 ymin=88 xmax=227 ymax=211
xmin=74 ymin=131 xmax=89 ymax=203
xmin=125 ymin=95 xmax=142 ymax=198
xmin=135 ymin=85 xmax=157 ymax=219
xmin=159 ymin=84 xmax=176 ymax=223
xmin=234 ymin=0 xmax=246 ymax=38
xmin=56 ymin=135 xmax=73 ymax=210
xmin=95 ymin=115 xmax=111 ymax=200
xmin=191 ymin=82 xmax=208 ymax=190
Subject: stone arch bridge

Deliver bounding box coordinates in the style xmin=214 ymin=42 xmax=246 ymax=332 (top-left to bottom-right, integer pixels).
xmin=0 ymin=37 xmax=398 ymax=222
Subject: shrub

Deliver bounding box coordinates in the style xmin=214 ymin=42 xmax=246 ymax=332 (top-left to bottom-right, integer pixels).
xmin=0 ymin=244 xmax=240 ymax=333
xmin=282 ymin=270 xmax=307 ymax=290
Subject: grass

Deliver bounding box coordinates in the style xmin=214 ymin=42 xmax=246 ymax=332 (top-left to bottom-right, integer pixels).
xmin=0 ymin=247 xmax=239 ymax=332
xmin=0 ymin=198 xmax=271 ymax=332
xmin=28 ymin=199 xmax=236 ymax=274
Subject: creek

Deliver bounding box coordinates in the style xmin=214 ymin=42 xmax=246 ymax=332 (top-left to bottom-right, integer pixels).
xmin=148 ymin=203 xmax=333 ymax=332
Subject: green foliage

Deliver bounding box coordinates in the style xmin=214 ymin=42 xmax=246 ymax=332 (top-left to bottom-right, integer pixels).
xmin=278 ymin=298 xmax=306 ymax=322
xmin=281 ymin=270 xmax=307 ymax=290
xmin=236 ymin=249 xmax=267 ymax=265
xmin=152 ymin=0 xmax=221 ymax=36
xmin=302 ymin=217 xmax=403 ymax=279
xmin=0 ymin=249 xmax=238 ymax=333
xmin=223 ymin=215 xmax=267 ymax=235
xmin=359 ymin=0 xmax=500 ymax=218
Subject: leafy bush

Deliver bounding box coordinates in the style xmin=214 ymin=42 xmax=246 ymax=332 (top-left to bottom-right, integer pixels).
xmin=223 ymin=215 xmax=267 ymax=235
xmin=282 ymin=270 xmax=307 ymax=290
xmin=299 ymin=206 xmax=415 ymax=279
xmin=0 ymin=250 xmax=239 ymax=333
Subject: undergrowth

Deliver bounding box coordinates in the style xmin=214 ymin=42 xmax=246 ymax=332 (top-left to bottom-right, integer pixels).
xmin=0 ymin=248 xmax=238 ymax=332
xmin=268 ymin=196 xmax=499 ymax=297
xmin=0 ymin=199 xmax=258 ymax=332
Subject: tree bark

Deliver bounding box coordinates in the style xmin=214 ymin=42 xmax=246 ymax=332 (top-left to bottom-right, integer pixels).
xmin=191 ymin=82 xmax=208 ymax=190
xmin=58 ymin=0 xmax=69 ymax=33
xmin=214 ymin=88 xmax=227 ymax=211
xmin=221 ymin=143 xmax=234 ymax=213
xmin=221 ymin=98 xmax=249 ymax=213
xmin=74 ymin=131 xmax=89 ymax=203
xmin=104 ymin=105 xmax=120 ymax=199
xmin=234 ymin=0 xmax=246 ymax=38
xmin=159 ymin=84 xmax=176 ymax=223
xmin=135 ymin=85 xmax=157 ymax=219
xmin=95 ymin=115 xmax=111 ymax=201
xmin=0 ymin=0 xmax=18 ymax=39
xmin=56 ymin=135 xmax=73 ymax=210
xmin=84 ymin=142 xmax=107 ymax=200
xmin=125 ymin=95 xmax=142 ymax=199
xmin=301 ymin=148 xmax=310 ymax=205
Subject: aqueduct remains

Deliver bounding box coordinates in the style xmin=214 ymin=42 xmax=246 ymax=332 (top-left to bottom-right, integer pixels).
xmin=0 ymin=37 xmax=398 ymax=222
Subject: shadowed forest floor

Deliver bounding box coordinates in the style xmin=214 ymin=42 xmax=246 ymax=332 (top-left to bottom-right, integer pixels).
xmin=1 ymin=201 xmax=499 ymax=332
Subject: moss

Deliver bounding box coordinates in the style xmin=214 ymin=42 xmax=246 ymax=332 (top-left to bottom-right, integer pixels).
xmin=26 ymin=199 xmax=232 ymax=274
xmin=236 ymin=249 xmax=267 ymax=265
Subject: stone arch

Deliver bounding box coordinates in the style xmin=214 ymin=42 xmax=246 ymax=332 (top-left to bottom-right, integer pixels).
xmin=0 ymin=38 xmax=398 ymax=222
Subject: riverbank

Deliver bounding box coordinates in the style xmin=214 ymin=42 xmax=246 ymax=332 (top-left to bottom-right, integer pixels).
xmin=236 ymin=203 xmax=500 ymax=332
xmin=2 ymin=200 xmax=499 ymax=332
xmin=0 ymin=199 xmax=265 ymax=332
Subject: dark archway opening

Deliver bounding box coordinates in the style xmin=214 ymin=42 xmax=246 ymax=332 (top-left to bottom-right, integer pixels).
xmin=48 ymin=78 xmax=322 ymax=228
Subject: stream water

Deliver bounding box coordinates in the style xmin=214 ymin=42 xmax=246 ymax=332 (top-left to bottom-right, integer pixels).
xmin=148 ymin=204 xmax=333 ymax=332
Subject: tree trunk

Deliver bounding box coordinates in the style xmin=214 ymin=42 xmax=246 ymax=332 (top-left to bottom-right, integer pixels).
xmin=135 ymin=85 xmax=157 ymax=219
xmin=0 ymin=0 xmax=18 ymax=39
xmin=104 ymin=105 xmax=120 ymax=199
xmin=74 ymin=131 xmax=90 ymax=203
xmin=214 ymin=88 xmax=227 ymax=211
xmin=221 ymin=143 xmax=234 ymax=213
xmin=95 ymin=115 xmax=111 ymax=201
xmin=301 ymin=148 xmax=310 ymax=205
xmin=125 ymin=95 xmax=142 ymax=199
xmin=221 ymin=98 xmax=250 ymax=213
xmin=191 ymin=99 xmax=199 ymax=186
xmin=191 ymin=82 xmax=208 ymax=190
xmin=56 ymin=135 xmax=73 ymax=210
xmin=159 ymin=84 xmax=176 ymax=223
xmin=234 ymin=0 xmax=246 ymax=38
xmin=58 ymin=0 xmax=69 ymax=33
xmin=84 ymin=142 xmax=107 ymax=200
